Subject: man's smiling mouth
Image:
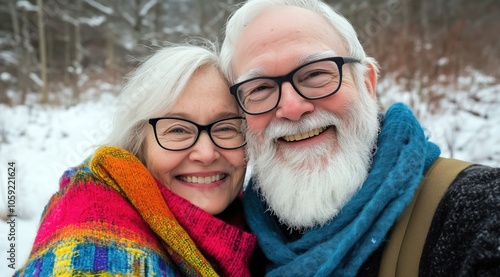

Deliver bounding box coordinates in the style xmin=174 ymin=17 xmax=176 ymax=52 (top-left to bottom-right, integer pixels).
xmin=281 ymin=126 xmax=329 ymax=142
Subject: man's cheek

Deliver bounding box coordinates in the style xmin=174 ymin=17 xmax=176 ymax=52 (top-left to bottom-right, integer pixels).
xmin=246 ymin=115 xmax=272 ymax=136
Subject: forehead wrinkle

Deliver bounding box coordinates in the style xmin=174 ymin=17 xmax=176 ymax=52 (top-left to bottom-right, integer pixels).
xmin=236 ymin=50 xmax=339 ymax=83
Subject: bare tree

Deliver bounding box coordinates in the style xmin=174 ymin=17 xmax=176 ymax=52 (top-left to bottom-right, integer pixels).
xmin=106 ymin=24 xmax=115 ymax=84
xmin=37 ymin=0 xmax=48 ymax=103
xmin=72 ymin=0 xmax=84 ymax=103
xmin=64 ymin=19 xmax=71 ymax=86
xmin=4 ymin=1 xmax=23 ymax=105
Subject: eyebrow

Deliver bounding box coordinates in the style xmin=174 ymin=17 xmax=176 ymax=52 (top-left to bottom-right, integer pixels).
xmin=298 ymin=51 xmax=338 ymax=64
xmin=235 ymin=50 xmax=338 ymax=83
xmin=236 ymin=68 xmax=266 ymax=83
xmin=164 ymin=111 xmax=241 ymax=120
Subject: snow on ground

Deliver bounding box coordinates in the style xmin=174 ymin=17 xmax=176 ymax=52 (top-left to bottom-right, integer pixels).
xmin=0 ymin=92 xmax=118 ymax=275
xmin=0 ymin=76 xmax=499 ymax=275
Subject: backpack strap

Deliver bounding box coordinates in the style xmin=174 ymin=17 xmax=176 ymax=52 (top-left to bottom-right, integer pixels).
xmin=379 ymin=157 xmax=472 ymax=277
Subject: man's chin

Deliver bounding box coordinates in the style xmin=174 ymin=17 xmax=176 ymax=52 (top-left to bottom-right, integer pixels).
xmin=247 ymin=102 xmax=378 ymax=229
xmin=253 ymin=150 xmax=369 ymax=230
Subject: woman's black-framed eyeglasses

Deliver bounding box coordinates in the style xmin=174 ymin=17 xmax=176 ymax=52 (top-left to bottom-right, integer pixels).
xmin=148 ymin=116 xmax=246 ymax=151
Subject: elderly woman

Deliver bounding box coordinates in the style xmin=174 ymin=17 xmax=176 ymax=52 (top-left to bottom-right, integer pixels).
xmin=14 ymin=43 xmax=260 ymax=276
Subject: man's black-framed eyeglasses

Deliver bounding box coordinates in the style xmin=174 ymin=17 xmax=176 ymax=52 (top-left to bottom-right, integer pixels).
xmin=229 ymin=56 xmax=360 ymax=115
xmin=148 ymin=116 xmax=246 ymax=151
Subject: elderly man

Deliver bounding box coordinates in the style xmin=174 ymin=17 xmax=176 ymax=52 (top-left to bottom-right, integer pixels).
xmin=220 ymin=0 xmax=500 ymax=276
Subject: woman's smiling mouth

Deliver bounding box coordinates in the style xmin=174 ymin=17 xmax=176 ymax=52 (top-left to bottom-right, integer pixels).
xmin=178 ymin=173 xmax=226 ymax=184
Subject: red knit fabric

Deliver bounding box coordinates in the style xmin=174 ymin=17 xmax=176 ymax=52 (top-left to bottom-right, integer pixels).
xmin=158 ymin=182 xmax=257 ymax=277
xmin=32 ymin=179 xmax=164 ymax=254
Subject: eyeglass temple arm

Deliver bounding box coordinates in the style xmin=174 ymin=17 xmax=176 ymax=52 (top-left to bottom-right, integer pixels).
xmin=343 ymin=57 xmax=361 ymax=64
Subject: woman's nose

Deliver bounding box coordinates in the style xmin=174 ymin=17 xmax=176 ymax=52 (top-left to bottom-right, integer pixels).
xmin=188 ymin=132 xmax=220 ymax=165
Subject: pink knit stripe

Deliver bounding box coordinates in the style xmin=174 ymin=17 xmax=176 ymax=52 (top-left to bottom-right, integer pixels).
xmin=33 ymin=180 xmax=159 ymax=249
xmin=158 ymin=183 xmax=257 ymax=277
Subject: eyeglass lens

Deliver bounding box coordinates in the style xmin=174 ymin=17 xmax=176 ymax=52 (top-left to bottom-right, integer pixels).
xmin=236 ymin=60 xmax=342 ymax=114
xmin=153 ymin=118 xmax=245 ymax=150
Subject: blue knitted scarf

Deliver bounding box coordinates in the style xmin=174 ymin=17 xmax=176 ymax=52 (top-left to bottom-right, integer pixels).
xmin=244 ymin=103 xmax=441 ymax=277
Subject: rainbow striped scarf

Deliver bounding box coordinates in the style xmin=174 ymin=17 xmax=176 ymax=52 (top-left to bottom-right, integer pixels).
xmin=14 ymin=146 xmax=256 ymax=276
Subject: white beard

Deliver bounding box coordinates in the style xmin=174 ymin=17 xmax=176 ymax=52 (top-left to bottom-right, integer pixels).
xmin=245 ymin=89 xmax=380 ymax=230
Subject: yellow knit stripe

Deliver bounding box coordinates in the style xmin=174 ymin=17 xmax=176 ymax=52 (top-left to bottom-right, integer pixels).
xmin=52 ymin=242 xmax=75 ymax=276
xmin=32 ymin=222 xmax=165 ymax=255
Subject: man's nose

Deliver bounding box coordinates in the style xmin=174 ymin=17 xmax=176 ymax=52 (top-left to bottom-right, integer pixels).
xmin=275 ymin=82 xmax=314 ymax=121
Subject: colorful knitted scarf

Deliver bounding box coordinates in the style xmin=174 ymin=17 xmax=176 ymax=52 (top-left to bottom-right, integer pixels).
xmin=244 ymin=103 xmax=441 ymax=276
xmin=14 ymin=146 xmax=256 ymax=276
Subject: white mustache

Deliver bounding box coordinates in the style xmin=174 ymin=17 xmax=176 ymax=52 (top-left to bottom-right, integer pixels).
xmin=264 ymin=110 xmax=344 ymax=140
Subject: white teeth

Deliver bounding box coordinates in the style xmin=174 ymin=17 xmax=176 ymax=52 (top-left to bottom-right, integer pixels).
xmin=282 ymin=127 xmax=328 ymax=142
xmin=179 ymin=174 xmax=225 ymax=184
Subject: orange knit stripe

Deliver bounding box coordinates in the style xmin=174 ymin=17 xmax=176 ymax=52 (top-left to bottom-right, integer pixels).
xmin=90 ymin=146 xmax=218 ymax=277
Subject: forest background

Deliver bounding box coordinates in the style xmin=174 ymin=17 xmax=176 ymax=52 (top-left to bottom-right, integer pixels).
xmin=3 ymin=0 xmax=499 ymax=163
xmin=1 ymin=0 xmax=499 ymax=106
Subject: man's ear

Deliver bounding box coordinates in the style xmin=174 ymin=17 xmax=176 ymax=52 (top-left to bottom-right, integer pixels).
xmin=364 ymin=62 xmax=378 ymax=99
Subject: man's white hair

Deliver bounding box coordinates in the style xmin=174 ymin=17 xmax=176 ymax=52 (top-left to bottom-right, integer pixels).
xmin=220 ymin=0 xmax=379 ymax=86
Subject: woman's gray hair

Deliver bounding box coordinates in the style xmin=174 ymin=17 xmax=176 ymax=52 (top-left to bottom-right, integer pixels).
xmin=220 ymin=0 xmax=379 ymax=88
xmin=105 ymin=41 xmax=221 ymax=163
